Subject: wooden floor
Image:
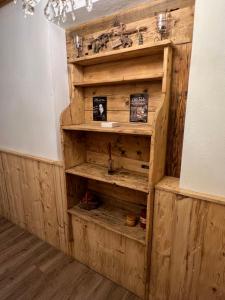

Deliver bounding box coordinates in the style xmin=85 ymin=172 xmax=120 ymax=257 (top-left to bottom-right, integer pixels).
xmin=0 ymin=217 xmax=140 ymax=300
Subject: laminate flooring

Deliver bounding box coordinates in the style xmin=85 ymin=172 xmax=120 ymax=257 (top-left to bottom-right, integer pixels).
xmin=0 ymin=217 xmax=140 ymax=300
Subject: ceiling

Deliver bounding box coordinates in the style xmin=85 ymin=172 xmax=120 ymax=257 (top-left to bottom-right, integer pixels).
xmin=0 ymin=0 xmax=150 ymax=27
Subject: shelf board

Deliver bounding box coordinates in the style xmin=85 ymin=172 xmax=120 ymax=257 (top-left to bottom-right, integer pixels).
xmin=62 ymin=123 xmax=153 ymax=136
xmin=68 ymin=204 xmax=146 ymax=245
xmin=65 ymin=163 xmax=149 ymax=193
xmin=70 ymin=40 xmax=171 ymax=66
xmin=73 ymin=72 xmax=163 ymax=87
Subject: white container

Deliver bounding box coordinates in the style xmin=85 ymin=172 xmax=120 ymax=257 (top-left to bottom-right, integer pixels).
xmin=101 ymin=122 xmax=120 ymax=128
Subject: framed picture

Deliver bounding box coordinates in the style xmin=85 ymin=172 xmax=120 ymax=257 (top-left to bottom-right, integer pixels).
xmin=93 ymin=96 xmax=107 ymax=121
xmin=130 ymin=93 xmax=149 ymax=123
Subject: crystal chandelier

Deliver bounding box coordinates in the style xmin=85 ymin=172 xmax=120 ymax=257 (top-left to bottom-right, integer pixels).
xmin=14 ymin=0 xmax=93 ymax=23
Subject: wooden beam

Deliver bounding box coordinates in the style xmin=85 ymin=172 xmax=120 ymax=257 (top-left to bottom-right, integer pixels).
xmin=0 ymin=0 xmax=12 ymax=8
xmin=66 ymin=0 xmax=195 ymax=34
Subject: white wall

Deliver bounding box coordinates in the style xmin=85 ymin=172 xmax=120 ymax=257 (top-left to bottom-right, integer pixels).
xmin=0 ymin=2 xmax=69 ymax=161
xmin=180 ymin=0 xmax=225 ymax=197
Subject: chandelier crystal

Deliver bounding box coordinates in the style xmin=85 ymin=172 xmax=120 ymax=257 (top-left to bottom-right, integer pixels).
xmin=15 ymin=0 xmax=93 ymax=23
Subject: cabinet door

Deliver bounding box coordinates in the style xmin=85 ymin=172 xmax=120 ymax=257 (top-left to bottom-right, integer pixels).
xmin=72 ymin=216 xmax=145 ymax=298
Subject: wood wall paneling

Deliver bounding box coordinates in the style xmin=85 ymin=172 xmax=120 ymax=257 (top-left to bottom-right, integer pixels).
xmin=0 ymin=150 xmax=69 ymax=254
xmin=150 ymin=178 xmax=225 ymax=300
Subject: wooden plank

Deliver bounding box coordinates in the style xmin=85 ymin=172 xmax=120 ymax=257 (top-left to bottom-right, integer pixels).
xmin=168 ymin=196 xmax=196 ymax=299
xmin=63 ymin=131 xmax=86 ymax=169
xmin=74 ymin=74 xmax=163 ymax=87
xmin=196 ymin=204 xmax=225 ymax=299
xmin=149 ymin=189 xmax=176 ymax=300
xmin=86 ymin=151 xmax=149 ymax=175
xmin=1 ymin=153 xmax=26 ymax=227
xmin=71 ymin=216 xmax=146 ymax=298
xmin=66 ymin=6 xmax=194 ymax=62
xmin=0 ymin=153 xmax=10 ymax=219
xmin=70 ymin=64 xmax=85 ymax=125
xmin=84 ymin=110 xmax=155 ymax=126
xmin=88 ymin=179 xmax=147 ymax=206
xmin=66 ymin=1 xmax=194 ymax=35
xmin=68 ymin=203 xmax=146 ymax=245
xmin=84 ymin=81 xmax=162 ymax=100
xmin=0 ymin=148 xmax=63 ymax=166
xmin=53 ymin=165 xmax=70 ymax=254
xmin=156 ymin=176 xmax=225 ymax=206
xmin=66 ymin=163 xmax=149 ymax=193
xmin=85 ymin=131 xmax=150 ymax=163
xmin=60 ymin=64 xmax=74 ymax=126
xmin=20 ymin=157 xmax=45 ymax=239
xmin=149 ymin=46 xmax=172 ymax=186
xmin=84 ymin=86 xmax=162 ymax=112
xmin=37 ymin=161 xmax=62 ymax=249
xmin=72 ymin=40 xmax=170 ymax=65
xmin=84 ymin=131 xmax=150 ymax=175
xmin=62 ymin=123 xmax=153 ymax=136
xmin=79 ymin=54 xmax=163 ymax=86
xmin=166 ymin=43 xmax=192 ymax=177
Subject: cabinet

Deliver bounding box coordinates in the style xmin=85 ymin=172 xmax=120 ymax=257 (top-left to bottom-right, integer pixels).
xmin=61 ymin=40 xmax=172 ymax=298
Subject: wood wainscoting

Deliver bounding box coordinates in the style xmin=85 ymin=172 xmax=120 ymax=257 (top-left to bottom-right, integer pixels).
xmin=0 ymin=149 xmax=69 ymax=254
xmin=150 ymin=177 xmax=225 ymax=300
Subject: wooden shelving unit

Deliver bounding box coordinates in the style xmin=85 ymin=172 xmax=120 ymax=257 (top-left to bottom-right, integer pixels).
xmin=61 ymin=39 xmax=172 ymax=299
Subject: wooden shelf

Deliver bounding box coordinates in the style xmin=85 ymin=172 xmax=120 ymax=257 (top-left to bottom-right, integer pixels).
xmin=70 ymin=40 xmax=171 ymax=66
xmin=73 ymin=73 xmax=163 ymax=87
xmin=68 ymin=204 xmax=146 ymax=245
xmin=62 ymin=123 xmax=153 ymax=136
xmin=65 ymin=163 xmax=149 ymax=193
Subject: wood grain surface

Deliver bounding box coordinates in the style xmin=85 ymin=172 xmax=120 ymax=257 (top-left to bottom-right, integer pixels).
xmin=150 ymin=179 xmax=225 ymax=300
xmin=0 ymin=217 xmax=140 ymax=300
xmin=0 ymin=149 xmax=69 ymax=254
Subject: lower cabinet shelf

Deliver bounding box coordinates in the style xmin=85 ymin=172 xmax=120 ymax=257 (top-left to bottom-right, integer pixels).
xmin=68 ymin=203 xmax=146 ymax=245
xmin=69 ymin=206 xmax=146 ymax=298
